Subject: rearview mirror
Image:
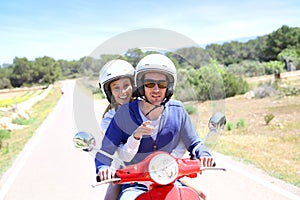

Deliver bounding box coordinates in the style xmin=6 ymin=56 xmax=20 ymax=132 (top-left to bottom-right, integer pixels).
xmin=73 ymin=131 xmax=96 ymax=152
xmin=204 ymin=112 xmax=226 ymax=149
xmin=208 ymin=112 xmax=226 ymax=132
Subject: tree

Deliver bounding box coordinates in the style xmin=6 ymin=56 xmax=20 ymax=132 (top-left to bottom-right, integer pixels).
xmin=0 ymin=65 xmax=13 ymax=89
xmin=263 ymin=25 xmax=300 ymax=61
xmin=124 ymin=48 xmax=144 ymax=66
xmin=278 ymin=48 xmax=300 ymax=71
xmin=175 ymin=47 xmax=211 ymax=68
xmin=35 ymin=56 xmax=62 ymax=84
xmin=10 ymin=57 xmax=32 ymax=87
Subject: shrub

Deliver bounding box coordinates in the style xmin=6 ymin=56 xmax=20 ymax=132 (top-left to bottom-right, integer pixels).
xmin=12 ymin=117 xmax=33 ymax=125
xmin=0 ymin=129 xmax=10 ymax=140
xmin=227 ymin=60 xmax=265 ymax=77
xmin=236 ymin=118 xmax=247 ymax=128
xmin=176 ymin=65 xmax=238 ymax=101
xmin=264 ymin=114 xmax=274 ymax=125
xmin=184 ymin=104 xmax=197 ymax=115
xmin=264 ymin=60 xmax=285 ymax=74
xmin=0 ymin=129 xmax=11 ymax=149
xmin=226 ymin=122 xmax=234 ymax=131
xmin=223 ymin=72 xmax=249 ymax=97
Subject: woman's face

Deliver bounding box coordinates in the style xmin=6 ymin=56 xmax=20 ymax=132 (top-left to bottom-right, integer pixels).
xmin=110 ymin=77 xmax=132 ymax=105
xmin=143 ymin=72 xmax=167 ymax=106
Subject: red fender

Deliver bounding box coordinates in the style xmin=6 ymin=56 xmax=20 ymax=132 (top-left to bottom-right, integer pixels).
xmin=136 ymin=185 xmax=200 ymax=200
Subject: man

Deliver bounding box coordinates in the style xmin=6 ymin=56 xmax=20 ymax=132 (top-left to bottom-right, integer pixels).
xmin=95 ymin=54 xmax=213 ymax=199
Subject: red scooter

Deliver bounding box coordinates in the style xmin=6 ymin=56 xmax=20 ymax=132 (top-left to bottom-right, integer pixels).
xmin=73 ymin=112 xmax=226 ymax=200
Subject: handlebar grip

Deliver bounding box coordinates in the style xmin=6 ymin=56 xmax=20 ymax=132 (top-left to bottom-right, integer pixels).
xmin=96 ymin=175 xmax=101 ymax=182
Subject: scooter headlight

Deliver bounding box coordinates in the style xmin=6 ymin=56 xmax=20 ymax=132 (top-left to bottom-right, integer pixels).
xmin=148 ymin=153 xmax=179 ymax=185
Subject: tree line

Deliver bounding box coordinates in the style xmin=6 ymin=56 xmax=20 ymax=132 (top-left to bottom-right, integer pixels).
xmin=1 ymin=25 xmax=299 ymax=100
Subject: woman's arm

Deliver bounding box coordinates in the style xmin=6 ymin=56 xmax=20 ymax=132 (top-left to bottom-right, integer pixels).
xmin=101 ymin=109 xmax=115 ymax=133
xmin=116 ymin=135 xmax=140 ymax=162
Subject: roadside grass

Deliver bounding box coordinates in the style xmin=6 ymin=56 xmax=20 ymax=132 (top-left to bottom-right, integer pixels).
xmin=214 ymin=126 xmax=300 ymax=186
xmin=12 ymin=117 xmax=34 ymax=125
xmin=0 ymin=85 xmax=61 ymax=175
xmin=0 ymin=110 xmax=14 ymax=118
xmin=0 ymin=91 xmax=39 ymax=107
xmin=194 ymin=94 xmax=300 ymax=187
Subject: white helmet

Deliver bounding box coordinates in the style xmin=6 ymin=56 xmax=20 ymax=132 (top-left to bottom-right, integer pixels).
xmin=135 ymin=54 xmax=177 ymax=100
xmin=99 ymin=59 xmax=134 ymax=103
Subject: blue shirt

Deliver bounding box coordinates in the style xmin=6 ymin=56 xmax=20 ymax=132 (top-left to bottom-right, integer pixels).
xmin=101 ymin=108 xmax=116 ymax=133
xmin=95 ymin=99 xmax=210 ymax=172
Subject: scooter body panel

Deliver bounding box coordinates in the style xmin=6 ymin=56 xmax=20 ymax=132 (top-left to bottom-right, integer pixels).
xmin=136 ymin=184 xmax=200 ymax=200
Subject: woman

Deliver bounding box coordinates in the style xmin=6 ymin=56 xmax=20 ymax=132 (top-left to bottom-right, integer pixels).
xmin=99 ymin=59 xmax=135 ymax=133
xmin=99 ymin=59 xmax=135 ymax=200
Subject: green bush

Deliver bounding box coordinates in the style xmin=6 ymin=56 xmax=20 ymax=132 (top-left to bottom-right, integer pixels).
xmin=227 ymin=60 xmax=265 ymax=77
xmin=226 ymin=122 xmax=234 ymax=131
xmin=0 ymin=129 xmax=10 ymax=140
xmin=264 ymin=114 xmax=274 ymax=125
xmin=223 ymin=72 xmax=249 ymax=97
xmin=264 ymin=60 xmax=285 ymax=74
xmin=176 ymin=66 xmax=249 ymax=102
xmin=12 ymin=117 xmax=33 ymax=125
xmin=0 ymin=129 xmax=11 ymax=149
xmin=278 ymin=48 xmax=300 ymax=71
xmin=184 ymin=104 xmax=197 ymax=115
xmin=236 ymin=118 xmax=247 ymax=128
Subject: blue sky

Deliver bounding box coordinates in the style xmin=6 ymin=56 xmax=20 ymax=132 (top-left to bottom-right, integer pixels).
xmin=1 ymin=0 xmax=299 ymax=65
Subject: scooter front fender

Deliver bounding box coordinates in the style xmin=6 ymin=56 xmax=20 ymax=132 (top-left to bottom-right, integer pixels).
xmin=136 ymin=184 xmax=200 ymax=200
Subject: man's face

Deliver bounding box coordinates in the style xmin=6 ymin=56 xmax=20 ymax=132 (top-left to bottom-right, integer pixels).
xmin=143 ymin=72 xmax=168 ymax=105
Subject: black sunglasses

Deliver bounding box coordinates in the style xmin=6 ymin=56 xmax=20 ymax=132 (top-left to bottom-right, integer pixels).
xmin=144 ymin=79 xmax=168 ymax=89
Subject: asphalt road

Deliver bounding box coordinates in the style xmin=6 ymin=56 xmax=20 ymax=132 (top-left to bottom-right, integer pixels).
xmin=0 ymin=80 xmax=299 ymax=200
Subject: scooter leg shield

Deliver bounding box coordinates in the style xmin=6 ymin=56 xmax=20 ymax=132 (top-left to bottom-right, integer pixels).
xmin=136 ymin=185 xmax=200 ymax=200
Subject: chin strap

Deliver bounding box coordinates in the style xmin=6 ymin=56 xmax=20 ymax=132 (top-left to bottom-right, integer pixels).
xmin=142 ymin=96 xmax=170 ymax=116
xmin=145 ymin=104 xmax=161 ymax=116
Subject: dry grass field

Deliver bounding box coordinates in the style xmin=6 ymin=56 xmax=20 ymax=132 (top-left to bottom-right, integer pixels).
xmin=191 ymin=74 xmax=300 ymax=187
xmin=192 ymin=94 xmax=300 ymax=185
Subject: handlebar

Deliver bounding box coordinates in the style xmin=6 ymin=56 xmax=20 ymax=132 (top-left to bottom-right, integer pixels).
xmin=93 ymin=176 xmax=121 ymax=187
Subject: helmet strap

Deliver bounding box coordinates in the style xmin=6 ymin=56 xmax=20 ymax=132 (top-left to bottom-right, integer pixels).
xmin=141 ymin=96 xmax=169 ymax=117
xmin=145 ymin=104 xmax=162 ymax=117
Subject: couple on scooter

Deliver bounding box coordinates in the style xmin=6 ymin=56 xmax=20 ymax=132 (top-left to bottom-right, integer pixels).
xmin=97 ymin=54 xmax=213 ymax=200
